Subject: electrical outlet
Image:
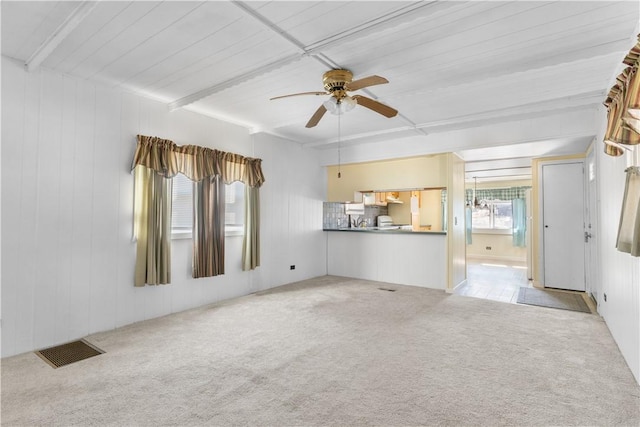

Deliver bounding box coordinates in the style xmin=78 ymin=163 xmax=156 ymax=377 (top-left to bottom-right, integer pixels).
xmin=290 ymin=265 xmax=295 ymax=270
xmin=485 ymin=246 xmax=492 ymax=250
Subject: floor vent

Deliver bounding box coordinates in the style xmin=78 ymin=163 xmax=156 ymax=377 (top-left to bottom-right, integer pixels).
xmin=378 ymin=287 xmax=397 ymax=292
xmin=35 ymin=339 xmax=104 ymax=368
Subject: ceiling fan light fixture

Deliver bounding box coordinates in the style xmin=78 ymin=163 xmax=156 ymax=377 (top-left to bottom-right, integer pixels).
xmin=340 ymin=95 xmax=357 ymax=113
xmin=323 ymin=97 xmax=338 ymax=113
xmin=473 ymin=176 xmax=480 ymax=208
xmin=325 ymin=96 xmax=358 ymax=115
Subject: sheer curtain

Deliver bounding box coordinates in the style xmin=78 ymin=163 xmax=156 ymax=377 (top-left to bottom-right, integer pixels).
xmin=243 ymin=185 xmax=260 ymax=270
xmin=616 ymin=167 xmax=640 ymax=257
xmin=133 ymin=165 xmax=173 ymax=286
xmin=512 ymin=198 xmax=527 ymax=247
xmin=132 ymin=135 xmax=265 ymax=285
xmin=465 ymin=205 xmax=472 ymax=244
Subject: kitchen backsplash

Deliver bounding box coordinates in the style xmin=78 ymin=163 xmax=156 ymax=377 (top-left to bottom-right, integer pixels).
xmin=323 ymin=202 xmax=388 ymax=229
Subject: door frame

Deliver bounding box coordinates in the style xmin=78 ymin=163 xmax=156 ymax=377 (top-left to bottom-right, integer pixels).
xmin=585 ymin=147 xmax=600 ymax=306
xmin=536 ymin=158 xmax=586 ymax=287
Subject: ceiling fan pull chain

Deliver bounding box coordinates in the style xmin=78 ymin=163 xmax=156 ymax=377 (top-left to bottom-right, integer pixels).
xmin=338 ymin=111 xmax=341 ymax=178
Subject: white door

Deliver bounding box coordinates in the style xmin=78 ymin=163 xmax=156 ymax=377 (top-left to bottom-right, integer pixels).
xmin=542 ymin=162 xmax=586 ymax=291
xmin=585 ymin=149 xmax=599 ymax=303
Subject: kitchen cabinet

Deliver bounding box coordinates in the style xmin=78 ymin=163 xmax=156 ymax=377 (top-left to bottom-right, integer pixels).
xmin=363 ymin=193 xmax=376 ymax=206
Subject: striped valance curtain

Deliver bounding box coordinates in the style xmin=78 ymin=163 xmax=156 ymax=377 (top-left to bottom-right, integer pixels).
xmin=465 ymin=186 xmax=531 ymax=202
xmin=603 ymin=34 xmax=640 ymax=156
xmin=132 ymin=135 xmax=265 ymax=187
xmin=132 ymin=135 xmax=265 ymax=286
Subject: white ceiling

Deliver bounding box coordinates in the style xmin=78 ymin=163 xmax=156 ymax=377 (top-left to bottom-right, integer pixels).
xmin=2 ymin=1 xmax=638 ymax=181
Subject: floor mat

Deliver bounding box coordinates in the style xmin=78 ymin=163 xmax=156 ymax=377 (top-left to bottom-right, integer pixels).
xmin=517 ymin=287 xmax=591 ymax=313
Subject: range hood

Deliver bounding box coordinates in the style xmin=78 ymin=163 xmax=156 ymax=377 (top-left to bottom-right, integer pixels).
xmin=345 ymin=202 xmax=365 ymax=215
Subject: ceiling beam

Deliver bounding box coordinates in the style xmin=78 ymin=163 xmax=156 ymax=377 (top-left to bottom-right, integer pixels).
xmin=25 ymin=1 xmax=98 ymax=72
xmin=167 ymin=0 xmax=448 ymax=113
xmin=167 ymin=53 xmax=303 ymax=111
xmin=303 ymin=90 xmax=602 ymax=148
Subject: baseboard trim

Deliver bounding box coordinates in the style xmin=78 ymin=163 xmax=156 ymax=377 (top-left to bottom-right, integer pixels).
xmin=448 ymin=279 xmax=467 ymax=294
xmin=467 ymin=255 xmax=526 ymax=263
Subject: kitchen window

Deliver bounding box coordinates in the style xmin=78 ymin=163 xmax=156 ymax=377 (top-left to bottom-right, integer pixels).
xmin=472 ymin=200 xmax=513 ymax=233
xmin=171 ymin=174 xmax=245 ymax=238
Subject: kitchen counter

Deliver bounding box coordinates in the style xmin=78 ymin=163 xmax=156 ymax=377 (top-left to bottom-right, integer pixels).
xmin=324 ymin=227 xmax=446 ymax=235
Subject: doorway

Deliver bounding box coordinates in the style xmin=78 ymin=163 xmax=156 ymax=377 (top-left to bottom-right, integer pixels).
xmin=460 ymin=180 xmax=533 ymax=303
xmin=458 ymin=257 xmax=532 ymax=303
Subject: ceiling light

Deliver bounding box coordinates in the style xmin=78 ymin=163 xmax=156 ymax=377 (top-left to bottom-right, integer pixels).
xmin=339 ymin=96 xmax=357 ymax=113
xmin=323 ymin=97 xmax=338 ymax=113
xmin=473 ymin=176 xmax=480 ymax=208
xmin=324 ymin=96 xmax=357 ymax=115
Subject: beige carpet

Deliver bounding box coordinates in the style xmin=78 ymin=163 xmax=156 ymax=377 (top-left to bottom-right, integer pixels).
xmin=2 ymin=276 xmax=639 ymax=426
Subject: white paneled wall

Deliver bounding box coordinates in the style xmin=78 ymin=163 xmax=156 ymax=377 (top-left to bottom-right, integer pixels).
xmin=595 ymin=107 xmax=640 ymax=384
xmin=1 ymin=57 xmax=327 ymax=358
xmin=327 ymin=232 xmax=447 ymax=289
xmin=252 ymin=132 xmax=328 ymax=289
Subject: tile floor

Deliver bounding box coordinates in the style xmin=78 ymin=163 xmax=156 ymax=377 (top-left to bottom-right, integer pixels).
xmin=455 ymin=258 xmax=533 ymax=304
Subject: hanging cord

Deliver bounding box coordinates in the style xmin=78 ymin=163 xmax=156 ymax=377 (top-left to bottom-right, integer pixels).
xmin=337 ymin=110 xmax=341 ymax=178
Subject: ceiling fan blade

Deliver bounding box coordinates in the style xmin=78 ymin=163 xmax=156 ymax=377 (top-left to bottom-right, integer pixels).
xmin=270 ymin=91 xmax=328 ymax=101
xmin=352 ymin=95 xmax=398 ymax=118
xmin=345 ymin=75 xmax=388 ymax=92
xmin=306 ymin=104 xmax=327 ymax=128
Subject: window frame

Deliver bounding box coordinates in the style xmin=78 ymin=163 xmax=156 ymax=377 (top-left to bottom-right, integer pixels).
xmin=471 ymin=199 xmax=513 ymax=235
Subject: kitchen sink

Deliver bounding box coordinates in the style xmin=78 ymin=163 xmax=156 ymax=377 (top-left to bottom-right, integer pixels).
xmin=337 ymin=226 xmax=400 ymax=231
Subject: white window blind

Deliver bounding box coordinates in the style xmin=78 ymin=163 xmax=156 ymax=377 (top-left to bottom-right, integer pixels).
xmin=225 ymin=181 xmax=245 ymax=233
xmin=172 ymin=174 xmax=193 ymax=232
xmin=171 ymin=176 xmax=245 ymax=237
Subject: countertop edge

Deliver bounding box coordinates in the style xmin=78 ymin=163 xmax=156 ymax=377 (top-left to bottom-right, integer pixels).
xmin=323 ymin=228 xmax=447 ymax=235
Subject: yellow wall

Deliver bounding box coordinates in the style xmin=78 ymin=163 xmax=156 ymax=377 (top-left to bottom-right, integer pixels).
xmin=467 ymin=233 xmax=527 ymax=261
xmin=387 ymin=192 xmax=412 ymax=224
xmin=420 ymin=190 xmax=443 ymax=231
xmin=447 ymin=153 xmax=467 ymax=291
xmin=531 ymin=153 xmax=586 ymax=285
xmin=326 ymin=154 xmax=448 ymax=201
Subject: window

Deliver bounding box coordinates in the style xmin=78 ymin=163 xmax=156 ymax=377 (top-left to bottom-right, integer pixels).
xmin=172 ymin=174 xmax=193 ymax=236
xmin=171 ymin=174 xmax=245 ymax=238
xmin=224 ymin=181 xmax=245 ymax=235
xmin=472 ymin=200 xmax=513 ymax=232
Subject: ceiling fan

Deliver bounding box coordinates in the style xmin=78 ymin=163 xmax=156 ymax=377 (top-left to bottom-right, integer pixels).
xmin=270 ymin=69 xmax=398 ymax=128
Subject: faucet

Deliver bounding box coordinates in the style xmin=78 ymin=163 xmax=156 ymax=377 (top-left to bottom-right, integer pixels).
xmin=352 ymin=217 xmax=366 ymax=228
